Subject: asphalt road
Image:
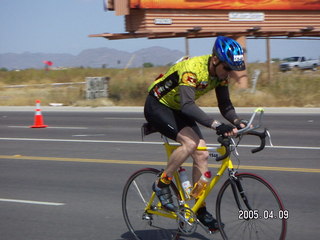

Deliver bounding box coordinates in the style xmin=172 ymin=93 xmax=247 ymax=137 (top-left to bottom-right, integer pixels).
xmin=0 ymin=109 xmax=319 ymax=240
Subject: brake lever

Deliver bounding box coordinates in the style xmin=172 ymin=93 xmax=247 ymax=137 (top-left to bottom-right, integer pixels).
xmin=230 ymin=138 xmax=239 ymax=156
xmin=266 ymin=130 xmax=274 ymax=147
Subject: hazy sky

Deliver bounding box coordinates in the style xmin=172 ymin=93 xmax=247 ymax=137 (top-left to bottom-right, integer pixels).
xmin=1 ymin=0 xmax=319 ymax=62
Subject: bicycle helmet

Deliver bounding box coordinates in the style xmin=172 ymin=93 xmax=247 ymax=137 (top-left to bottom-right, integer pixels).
xmin=212 ymin=36 xmax=246 ymax=71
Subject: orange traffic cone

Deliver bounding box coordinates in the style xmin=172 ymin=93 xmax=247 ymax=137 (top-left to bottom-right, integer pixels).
xmin=30 ymin=100 xmax=48 ymax=128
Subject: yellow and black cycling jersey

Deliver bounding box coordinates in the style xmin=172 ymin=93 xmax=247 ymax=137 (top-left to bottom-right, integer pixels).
xmin=148 ymin=55 xmax=228 ymax=110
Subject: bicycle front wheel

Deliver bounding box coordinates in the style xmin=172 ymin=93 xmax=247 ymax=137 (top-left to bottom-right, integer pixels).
xmin=216 ymin=173 xmax=287 ymax=240
xmin=122 ymin=168 xmax=181 ymax=240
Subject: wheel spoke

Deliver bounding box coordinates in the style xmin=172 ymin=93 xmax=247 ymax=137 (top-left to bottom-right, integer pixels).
xmin=216 ymin=173 xmax=287 ymax=240
xmin=132 ymin=180 xmax=148 ymax=206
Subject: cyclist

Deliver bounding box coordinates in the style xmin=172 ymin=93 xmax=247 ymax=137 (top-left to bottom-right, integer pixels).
xmin=144 ymin=36 xmax=247 ymax=231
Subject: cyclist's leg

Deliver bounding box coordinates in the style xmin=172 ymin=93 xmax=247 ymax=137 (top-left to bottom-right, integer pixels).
xmin=165 ymin=127 xmax=200 ymax=176
xmin=189 ymin=133 xmax=220 ymax=231
xmin=153 ymin=127 xmax=201 ymax=211
xmin=169 ymin=118 xmax=218 ymax=231
xmin=191 ymin=138 xmax=209 ymax=183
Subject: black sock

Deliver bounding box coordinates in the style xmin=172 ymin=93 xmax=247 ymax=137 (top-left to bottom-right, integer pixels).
xmin=157 ymin=180 xmax=170 ymax=188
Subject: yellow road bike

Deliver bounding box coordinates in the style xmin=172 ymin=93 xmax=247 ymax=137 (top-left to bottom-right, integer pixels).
xmin=122 ymin=108 xmax=287 ymax=240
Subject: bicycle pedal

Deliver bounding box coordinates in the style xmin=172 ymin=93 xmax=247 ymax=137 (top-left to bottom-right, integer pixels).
xmin=142 ymin=212 xmax=153 ymax=221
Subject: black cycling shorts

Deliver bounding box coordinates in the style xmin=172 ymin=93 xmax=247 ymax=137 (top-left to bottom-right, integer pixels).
xmin=144 ymin=95 xmax=203 ymax=141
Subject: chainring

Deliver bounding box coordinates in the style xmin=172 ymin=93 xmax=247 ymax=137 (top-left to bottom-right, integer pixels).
xmin=176 ymin=207 xmax=198 ymax=235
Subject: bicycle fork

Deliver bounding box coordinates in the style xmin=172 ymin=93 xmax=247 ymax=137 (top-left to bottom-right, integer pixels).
xmin=229 ymin=170 xmax=253 ymax=211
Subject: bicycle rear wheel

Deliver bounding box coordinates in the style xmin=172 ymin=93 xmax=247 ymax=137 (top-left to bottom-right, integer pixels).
xmin=216 ymin=173 xmax=287 ymax=240
xmin=122 ymin=168 xmax=181 ymax=240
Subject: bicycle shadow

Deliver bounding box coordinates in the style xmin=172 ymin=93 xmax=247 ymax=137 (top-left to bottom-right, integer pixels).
xmin=121 ymin=230 xmax=214 ymax=240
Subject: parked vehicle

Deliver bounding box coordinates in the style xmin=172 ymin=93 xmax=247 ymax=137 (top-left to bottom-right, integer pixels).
xmin=279 ymin=56 xmax=319 ymax=72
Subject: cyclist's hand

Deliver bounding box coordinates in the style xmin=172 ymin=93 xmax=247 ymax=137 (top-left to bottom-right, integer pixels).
xmin=216 ymin=123 xmax=237 ymax=137
xmin=234 ymin=119 xmax=249 ymax=129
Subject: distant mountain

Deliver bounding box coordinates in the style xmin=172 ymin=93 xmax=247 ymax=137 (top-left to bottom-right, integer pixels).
xmin=0 ymin=47 xmax=184 ymax=70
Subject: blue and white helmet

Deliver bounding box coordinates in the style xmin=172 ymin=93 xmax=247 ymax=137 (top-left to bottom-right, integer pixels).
xmin=212 ymin=36 xmax=246 ymax=71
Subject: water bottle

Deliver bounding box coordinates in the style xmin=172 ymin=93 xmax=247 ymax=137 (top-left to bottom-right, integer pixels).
xmin=178 ymin=167 xmax=192 ymax=198
xmin=190 ymin=171 xmax=211 ymax=199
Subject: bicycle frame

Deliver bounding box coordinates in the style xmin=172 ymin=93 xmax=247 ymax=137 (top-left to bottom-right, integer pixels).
xmin=144 ymin=141 xmax=233 ymax=220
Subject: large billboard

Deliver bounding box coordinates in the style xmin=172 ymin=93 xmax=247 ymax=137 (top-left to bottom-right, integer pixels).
xmin=130 ymin=0 xmax=320 ymax=10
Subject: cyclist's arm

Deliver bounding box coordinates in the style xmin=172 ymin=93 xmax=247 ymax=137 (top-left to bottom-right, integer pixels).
xmin=180 ymin=85 xmax=214 ymax=128
xmin=215 ymin=85 xmax=239 ymax=124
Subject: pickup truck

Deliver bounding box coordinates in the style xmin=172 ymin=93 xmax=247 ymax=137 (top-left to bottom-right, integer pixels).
xmin=279 ymin=56 xmax=319 ymax=72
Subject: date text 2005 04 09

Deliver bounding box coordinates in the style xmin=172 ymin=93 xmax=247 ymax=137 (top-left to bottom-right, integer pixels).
xmin=238 ymin=209 xmax=289 ymax=220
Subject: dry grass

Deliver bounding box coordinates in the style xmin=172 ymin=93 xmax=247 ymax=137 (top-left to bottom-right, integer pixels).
xmin=0 ymin=64 xmax=319 ymax=107
xmin=0 ymin=86 xmax=84 ymax=106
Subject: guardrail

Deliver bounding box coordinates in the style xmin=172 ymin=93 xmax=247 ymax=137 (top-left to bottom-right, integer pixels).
xmin=2 ymin=77 xmax=110 ymax=100
xmin=2 ymin=82 xmax=86 ymax=88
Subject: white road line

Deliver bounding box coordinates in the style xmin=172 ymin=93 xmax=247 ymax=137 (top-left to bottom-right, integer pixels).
xmin=72 ymin=134 xmax=105 ymax=137
xmin=0 ymin=137 xmax=319 ymax=150
xmin=0 ymin=137 xmax=159 ymax=145
xmin=8 ymin=126 xmax=88 ymax=129
xmin=0 ymin=198 xmax=65 ymax=206
xmin=44 ymin=127 xmax=88 ymax=129
xmin=104 ymin=117 xmax=144 ymax=120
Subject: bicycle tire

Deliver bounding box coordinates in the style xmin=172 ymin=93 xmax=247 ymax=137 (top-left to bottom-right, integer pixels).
xmin=216 ymin=172 xmax=287 ymax=240
xmin=122 ymin=168 xmax=182 ymax=240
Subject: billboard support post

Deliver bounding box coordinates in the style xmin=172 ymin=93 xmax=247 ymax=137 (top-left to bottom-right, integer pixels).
xmin=266 ymin=37 xmax=272 ymax=83
xmin=185 ymin=37 xmax=189 ymax=56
